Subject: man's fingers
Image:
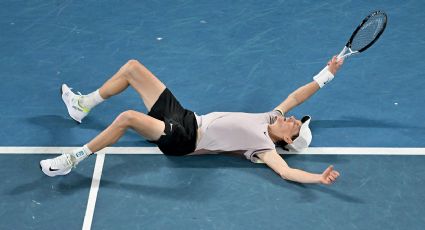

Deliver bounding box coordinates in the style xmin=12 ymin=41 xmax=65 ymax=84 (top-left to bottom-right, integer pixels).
xmin=321 ymin=166 xmax=340 ymax=185
xmin=323 ymin=165 xmax=334 ymax=176
xmin=331 ymin=171 xmax=339 ymax=178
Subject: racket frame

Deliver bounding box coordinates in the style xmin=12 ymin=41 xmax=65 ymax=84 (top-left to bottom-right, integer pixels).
xmin=321 ymin=11 xmax=387 ymax=73
xmin=346 ymin=11 xmax=387 ymax=54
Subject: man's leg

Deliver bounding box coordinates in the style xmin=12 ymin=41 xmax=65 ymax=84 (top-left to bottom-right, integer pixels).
xmin=40 ymin=109 xmax=165 ymax=177
xmin=87 ymin=110 xmax=165 ymax=152
xmin=94 ymin=59 xmax=166 ymax=112
xmin=42 ymin=60 xmax=169 ymax=177
xmin=64 ymin=59 xmax=166 ymax=122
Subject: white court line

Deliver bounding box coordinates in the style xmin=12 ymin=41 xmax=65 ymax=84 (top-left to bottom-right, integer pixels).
xmin=82 ymin=152 xmax=106 ymax=230
xmin=2 ymin=146 xmax=423 ymax=230
xmin=0 ymin=146 xmax=424 ymax=155
xmin=0 ymin=147 xmax=162 ymax=154
xmin=280 ymin=147 xmax=425 ymax=155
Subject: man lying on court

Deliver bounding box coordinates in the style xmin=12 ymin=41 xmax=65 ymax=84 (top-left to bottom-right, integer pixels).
xmin=40 ymin=56 xmax=342 ymax=185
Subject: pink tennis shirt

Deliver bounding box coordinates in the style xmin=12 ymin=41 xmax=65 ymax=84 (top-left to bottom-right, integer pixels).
xmin=194 ymin=111 xmax=281 ymax=162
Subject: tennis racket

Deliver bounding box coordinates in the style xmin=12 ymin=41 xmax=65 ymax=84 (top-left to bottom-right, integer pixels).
xmin=335 ymin=10 xmax=387 ymax=60
xmin=319 ymin=11 xmax=387 ymax=75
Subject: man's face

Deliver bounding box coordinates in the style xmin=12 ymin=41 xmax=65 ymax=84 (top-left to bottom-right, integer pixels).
xmin=274 ymin=116 xmax=302 ymax=142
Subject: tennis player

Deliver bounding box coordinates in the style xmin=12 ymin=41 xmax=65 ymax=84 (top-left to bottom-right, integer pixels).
xmin=40 ymin=56 xmax=342 ymax=185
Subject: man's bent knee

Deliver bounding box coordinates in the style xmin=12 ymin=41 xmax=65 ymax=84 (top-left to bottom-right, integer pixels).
xmin=126 ymin=59 xmax=145 ymax=72
xmin=122 ymin=59 xmax=150 ymax=80
xmin=126 ymin=59 xmax=142 ymax=68
xmin=114 ymin=110 xmax=139 ymax=128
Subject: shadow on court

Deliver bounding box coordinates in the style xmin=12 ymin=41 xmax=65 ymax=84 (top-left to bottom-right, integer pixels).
xmin=25 ymin=115 xmax=149 ymax=146
xmin=94 ymin=154 xmax=363 ymax=204
xmin=26 ymin=115 xmax=109 ymax=131
xmin=4 ymin=154 xmax=95 ymax=201
xmin=311 ymin=116 xmax=425 ymax=129
xmin=6 ymin=174 xmax=92 ymax=198
xmin=252 ymin=172 xmax=364 ymax=204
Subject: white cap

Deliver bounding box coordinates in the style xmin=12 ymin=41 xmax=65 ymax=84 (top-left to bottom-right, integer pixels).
xmin=286 ymin=116 xmax=312 ymax=152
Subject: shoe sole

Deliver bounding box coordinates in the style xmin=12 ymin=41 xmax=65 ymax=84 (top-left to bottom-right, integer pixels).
xmin=60 ymin=85 xmax=81 ymax=125
xmin=40 ymin=160 xmax=71 ymax=177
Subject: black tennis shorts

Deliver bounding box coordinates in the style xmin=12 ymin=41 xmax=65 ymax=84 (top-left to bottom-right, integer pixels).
xmin=147 ymin=88 xmax=198 ymax=156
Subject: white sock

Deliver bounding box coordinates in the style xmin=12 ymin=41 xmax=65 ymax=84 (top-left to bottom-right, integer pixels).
xmin=71 ymin=145 xmax=93 ymax=165
xmin=79 ymin=89 xmax=105 ymax=110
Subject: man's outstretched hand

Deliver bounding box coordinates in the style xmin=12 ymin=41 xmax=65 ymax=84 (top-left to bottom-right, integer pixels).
xmin=320 ymin=165 xmax=340 ymax=185
xmin=327 ymin=56 xmax=344 ymax=75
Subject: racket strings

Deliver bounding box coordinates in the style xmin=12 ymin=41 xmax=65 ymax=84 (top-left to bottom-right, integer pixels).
xmin=350 ymin=14 xmax=386 ymax=51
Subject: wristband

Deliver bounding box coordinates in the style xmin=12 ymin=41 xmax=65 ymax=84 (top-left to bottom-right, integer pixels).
xmin=313 ymin=68 xmax=334 ymax=88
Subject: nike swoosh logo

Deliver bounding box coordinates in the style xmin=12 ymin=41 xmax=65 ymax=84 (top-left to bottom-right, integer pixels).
xmin=49 ymin=167 xmax=60 ymax=172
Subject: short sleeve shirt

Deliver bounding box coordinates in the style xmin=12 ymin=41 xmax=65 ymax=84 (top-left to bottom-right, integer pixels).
xmin=195 ymin=111 xmax=281 ymax=162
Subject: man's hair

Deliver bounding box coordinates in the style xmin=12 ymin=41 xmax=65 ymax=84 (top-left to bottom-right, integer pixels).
xmin=275 ymin=140 xmax=289 ymax=151
xmin=275 ymin=134 xmax=299 ymax=151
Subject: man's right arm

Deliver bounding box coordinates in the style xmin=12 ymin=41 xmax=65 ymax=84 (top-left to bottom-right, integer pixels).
xmin=274 ymin=81 xmax=320 ymax=115
xmin=274 ymin=56 xmax=344 ymax=115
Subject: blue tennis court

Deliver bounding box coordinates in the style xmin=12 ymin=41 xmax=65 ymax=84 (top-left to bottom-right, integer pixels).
xmin=1 ymin=0 xmax=424 ymax=229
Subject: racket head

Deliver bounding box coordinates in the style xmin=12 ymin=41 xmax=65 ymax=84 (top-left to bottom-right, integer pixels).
xmin=346 ymin=11 xmax=387 ymax=53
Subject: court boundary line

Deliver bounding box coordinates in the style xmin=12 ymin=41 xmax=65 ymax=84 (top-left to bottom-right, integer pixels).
xmin=82 ymin=152 xmax=105 ymax=230
xmin=4 ymin=146 xmax=423 ymax=230
xmin=0 ymin=147 xmax=424 ymax=155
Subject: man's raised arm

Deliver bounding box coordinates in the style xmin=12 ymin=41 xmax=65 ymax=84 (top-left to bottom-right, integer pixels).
xmin=274 ymin=56 xmax=344 ymax=115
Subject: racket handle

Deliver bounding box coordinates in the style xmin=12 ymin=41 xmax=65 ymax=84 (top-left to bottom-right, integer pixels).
xmin=317 ymin=46 xmax=346 ymax=78
xmin=337 ymin=47 xmax=347 ymax=59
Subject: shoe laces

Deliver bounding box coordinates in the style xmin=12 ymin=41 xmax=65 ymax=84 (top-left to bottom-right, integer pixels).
xmin=68 ymin=87 xmax=82 ymax=96
xmin=52 ymin=153 xmax=74 ymax=169
xmin=70 ymin=88 xmax=90 ymax=112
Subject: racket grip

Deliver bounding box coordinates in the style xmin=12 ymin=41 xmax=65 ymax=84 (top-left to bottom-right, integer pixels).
xmin=337 ymin=47 xmax=347 ymax=59
xmin=319 ymin=49 xmax=341 ymax=73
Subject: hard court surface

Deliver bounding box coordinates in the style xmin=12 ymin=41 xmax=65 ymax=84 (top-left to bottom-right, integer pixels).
xmin=1 ymin=0 xmax=424 ymax=229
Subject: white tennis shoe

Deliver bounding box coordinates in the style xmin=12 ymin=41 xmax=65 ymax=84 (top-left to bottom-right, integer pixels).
xmin=61 ymin=84 xmax=89 ymax=123
xmin=40 ymin=153 xmax=74 ymax=177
